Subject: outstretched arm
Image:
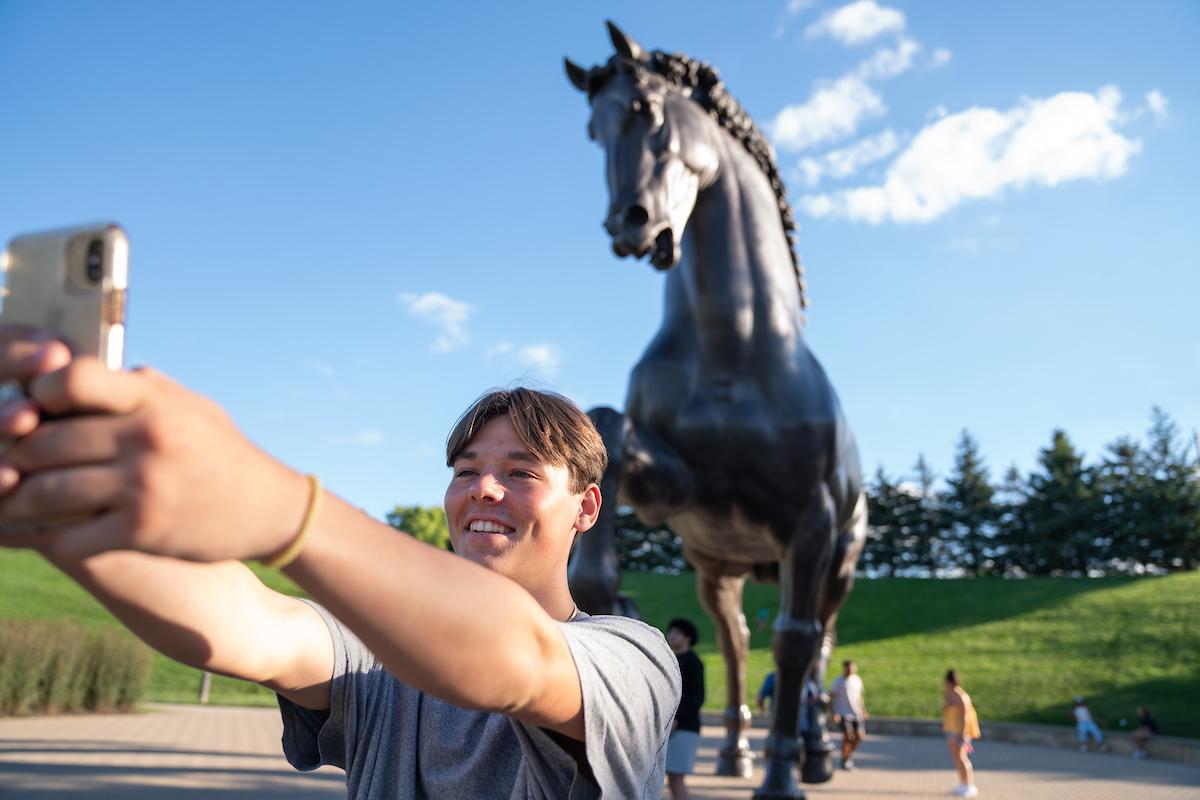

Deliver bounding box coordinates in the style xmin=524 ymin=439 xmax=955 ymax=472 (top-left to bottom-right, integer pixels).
xmin=0 ymin=340 xmax=589 ymax=738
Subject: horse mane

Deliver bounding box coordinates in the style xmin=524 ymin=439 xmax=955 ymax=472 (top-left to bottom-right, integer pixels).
xmin=588 ymin=51 xmax=808 ymax=313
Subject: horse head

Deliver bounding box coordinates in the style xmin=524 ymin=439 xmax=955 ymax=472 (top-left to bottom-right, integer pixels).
xmin=566 ymin=22 xmax=718 ymax=271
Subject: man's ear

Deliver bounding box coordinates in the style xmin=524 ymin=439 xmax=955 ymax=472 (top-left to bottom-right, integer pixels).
xmin=574 ymin=484 xmax=602 ymax=533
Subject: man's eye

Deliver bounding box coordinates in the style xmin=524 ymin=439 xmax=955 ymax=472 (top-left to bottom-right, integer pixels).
xmin=511 ymin=469 xmax=535 ymax=479
xmin=455 ymin=468 xmax=477 ymax=478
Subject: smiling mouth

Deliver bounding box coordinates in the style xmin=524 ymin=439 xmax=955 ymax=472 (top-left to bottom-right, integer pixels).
xmin=468 ymin=519 xmax=516 ymax=535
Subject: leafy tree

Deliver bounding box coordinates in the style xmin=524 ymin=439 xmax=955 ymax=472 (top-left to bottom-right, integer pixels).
xmin=385 ymin=505 xmax=451 ymax=550
xmin=1022 ymin=430 xmax=1095 ymax=575
xmin=941 ymin=431 xmax=999 ymax=575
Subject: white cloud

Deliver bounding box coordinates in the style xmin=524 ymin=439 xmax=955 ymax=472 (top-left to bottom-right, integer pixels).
xmin=795 ymin=129 xmax=900 ymax=186
xmin=787 ymin=0 xmax=815 ymax=14
xmin=806 ymin=0 xmax=905 ymax=46
xmin=800 ymin=86 xmax=1143 ymax=224
xmin=400 ymin=291 xmax=473 ymax=352
xmin=1143 ymin=90 xmax=1169 ymax=125
xmin=770 ymin=76 xmax=885 ymax=152
xmin=484 ymin=340 xmax=561 ymax=378
xmin=930 ymin=48 xmax=952 ymax=68
xmin=853 ymin=36 xmax=920 ymax=80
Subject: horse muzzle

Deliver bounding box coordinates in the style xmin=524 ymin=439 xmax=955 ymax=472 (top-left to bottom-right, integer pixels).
xmin=608 ymin=225 xmax=679 ymax=271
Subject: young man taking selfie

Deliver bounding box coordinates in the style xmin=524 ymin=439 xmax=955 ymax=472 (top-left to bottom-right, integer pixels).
xmin=0 ymin=333 xmax=680 ymax=798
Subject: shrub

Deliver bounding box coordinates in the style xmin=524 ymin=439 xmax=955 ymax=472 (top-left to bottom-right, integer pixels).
xmin=0 ymin=620 xmax=152 ymax=715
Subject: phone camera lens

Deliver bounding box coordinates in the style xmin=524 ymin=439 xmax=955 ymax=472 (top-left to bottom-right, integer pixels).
xmin=85 ymin=240 xmax=104 ymax=283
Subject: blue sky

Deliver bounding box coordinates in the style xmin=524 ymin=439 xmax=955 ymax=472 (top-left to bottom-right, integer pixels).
xmin=1 ymin=1 xmax=1197 ymax=516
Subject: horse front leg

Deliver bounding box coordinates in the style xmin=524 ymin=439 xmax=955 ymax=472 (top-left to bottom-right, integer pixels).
xmin=755 ymin=484 xmax=838 ymax=800
xmin=691 ymin=548 xmax=754 ymax=778
xmin=568 ymin=407 xmax=640 ymax=618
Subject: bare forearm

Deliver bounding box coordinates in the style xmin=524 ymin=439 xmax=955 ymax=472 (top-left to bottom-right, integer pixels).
xmin=285 ymin=493 xmax=569 ymax=722
xmin=50 ymin=550 xmax=303 ymax=683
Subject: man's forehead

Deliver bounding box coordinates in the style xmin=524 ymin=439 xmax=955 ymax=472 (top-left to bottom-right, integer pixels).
xmin=454 ymin=448 xmax=539 ymax=464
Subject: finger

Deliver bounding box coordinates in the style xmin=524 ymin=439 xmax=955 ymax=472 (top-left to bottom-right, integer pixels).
xmin=40 ymin=508 xmax=134 ymax=562
xmin=1 ymin=415 xmax=126 ymax=474
xmin=0 ymin=464 xmax=123 ymax=522
xmin=0 ymin=396 xmax=44 ymax=440
xmin=0 ymin=337 xmax=72 ymax=383
xmin=28 ymin=359 xmax=158 ymax=417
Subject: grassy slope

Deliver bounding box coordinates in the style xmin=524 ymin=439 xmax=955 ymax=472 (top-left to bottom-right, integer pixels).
xmin=623 ymin=570 xmax=1200 ymax=739
xmin=3 ymin=548 xmax=1198 ymax=737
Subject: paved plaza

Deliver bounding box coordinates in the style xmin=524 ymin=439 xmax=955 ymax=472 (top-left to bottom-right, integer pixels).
xmin=0 ymin=704 xmax=1197 ymax=799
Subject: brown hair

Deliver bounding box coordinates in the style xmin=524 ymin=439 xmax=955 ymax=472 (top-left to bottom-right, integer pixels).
xmin=445 ymin=387 xmax=607 ymax=494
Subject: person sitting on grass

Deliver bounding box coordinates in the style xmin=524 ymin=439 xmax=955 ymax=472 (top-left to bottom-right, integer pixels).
xmin=1131 ymin=705 xmax=1156 ymax=759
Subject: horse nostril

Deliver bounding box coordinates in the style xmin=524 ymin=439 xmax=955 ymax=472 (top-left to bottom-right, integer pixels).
xmin=624 ymin=205 xmax=650 ymax=228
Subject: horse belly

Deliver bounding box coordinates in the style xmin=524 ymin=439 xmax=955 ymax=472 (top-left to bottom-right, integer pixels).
xmin=667 ymin=507 xmax=782 ymax=565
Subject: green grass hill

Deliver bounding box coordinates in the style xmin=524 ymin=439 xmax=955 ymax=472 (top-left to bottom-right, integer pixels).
xmin=2 ymin=549 xmax=1197 ymax=738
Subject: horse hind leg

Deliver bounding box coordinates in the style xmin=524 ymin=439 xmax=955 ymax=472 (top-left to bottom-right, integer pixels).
xmin=568 ymin=407 xmax=640 ymax=618
xmin=691 ymin=549 xmax=754 ymax=779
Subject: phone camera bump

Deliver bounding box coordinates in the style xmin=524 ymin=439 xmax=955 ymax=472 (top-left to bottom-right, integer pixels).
xmin=85 ymin=239 xmax=104 ymax=283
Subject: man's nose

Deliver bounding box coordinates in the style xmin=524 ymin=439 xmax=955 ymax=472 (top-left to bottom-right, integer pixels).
xmin=470 ymin=472 xmax=503 ymax=502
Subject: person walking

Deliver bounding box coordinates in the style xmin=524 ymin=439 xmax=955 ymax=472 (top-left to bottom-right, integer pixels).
xmin=943 ymin=669 xmax=981 ymax=798
xmin=828 ymin=659 xmax=868 ymax=770
xmin=1073 ymin=696 xmax=1108 ymax=752
xmin=665 ymin=618 xmax=705 ymax=800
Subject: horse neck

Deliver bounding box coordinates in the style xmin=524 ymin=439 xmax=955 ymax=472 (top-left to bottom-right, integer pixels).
xmin=668 ymin=134 xmax=806 ymax=371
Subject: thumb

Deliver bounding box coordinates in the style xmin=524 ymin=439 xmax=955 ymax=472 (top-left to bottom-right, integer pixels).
xmin=28 ymin=359 xmax=159 ymax=417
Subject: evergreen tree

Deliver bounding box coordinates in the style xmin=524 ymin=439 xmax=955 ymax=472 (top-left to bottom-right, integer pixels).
xmin=612 ymin=507 xmax=688 ymax=573
xmin=909 ymin=454 xmax=942 ymax=575
xmin=941 ymin=430 xmax=999 ymax=575
xmin=995 ymin=463 xmax=1030 ymax=575
xmin=1138 ymin=408 xmax=1200 ymax=570
xmin=865 ymin=467 xmax=905 ymax=576
xmin=1022 ymin=430 xmax=1095 ymax=574
xmin=1091 ymin=437 xmax=1146 ymax=572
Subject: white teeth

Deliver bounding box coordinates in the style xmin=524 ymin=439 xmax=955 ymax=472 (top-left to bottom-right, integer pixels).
xmin=469 ymin=519 xmax=514 ymax=534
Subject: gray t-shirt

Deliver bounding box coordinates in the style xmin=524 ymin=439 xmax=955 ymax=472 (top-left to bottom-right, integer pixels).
xmin=278 ymin=602 xmax=681 ymax=799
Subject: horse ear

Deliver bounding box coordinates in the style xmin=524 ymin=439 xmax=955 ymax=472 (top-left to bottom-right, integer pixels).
xmin=564 ymin=58 xmax=590 ymax=93
xmin=606 ymin=20 xmax=645 ymax=61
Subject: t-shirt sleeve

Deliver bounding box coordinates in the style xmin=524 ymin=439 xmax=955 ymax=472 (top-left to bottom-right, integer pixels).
xmin=275 ymin=600 xmax=382 ymax=772
xmin=513 ymin=615 xmax=681 ymax=798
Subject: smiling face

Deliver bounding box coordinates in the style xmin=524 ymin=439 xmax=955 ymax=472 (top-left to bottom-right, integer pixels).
xmin=444 ymin=416 xmax=599 ymax=596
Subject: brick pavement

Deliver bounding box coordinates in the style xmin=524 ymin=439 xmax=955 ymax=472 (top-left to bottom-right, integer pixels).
xmin=0 ymin=704 xmax=1196 ymax=799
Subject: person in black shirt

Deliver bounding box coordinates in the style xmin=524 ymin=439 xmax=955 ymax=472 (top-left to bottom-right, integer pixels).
xmin=1132 ymin=705 xmax=1157 ymax=759
xmin=665 ymin=617 xmax=706 ymax=800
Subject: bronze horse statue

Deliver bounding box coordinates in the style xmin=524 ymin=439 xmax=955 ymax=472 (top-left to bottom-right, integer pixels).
xmin=565 ymin=23 xmax=867 ymax=800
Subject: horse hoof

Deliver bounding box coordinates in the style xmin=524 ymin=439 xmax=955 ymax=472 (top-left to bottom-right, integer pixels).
xmin=716 ymin=753 xmax=755 ymax=779
xmin=752 ymin=788 xmax=806 ymax=800
xmin=800 ymin=751 xmax=833 ymax=784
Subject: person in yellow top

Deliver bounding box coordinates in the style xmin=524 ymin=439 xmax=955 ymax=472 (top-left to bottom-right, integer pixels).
xmin=943 ymin=669 xmax=981 ymax=797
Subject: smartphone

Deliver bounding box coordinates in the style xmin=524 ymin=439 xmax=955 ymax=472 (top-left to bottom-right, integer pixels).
xmin=0 ymin=224 xmax=129 ymax=531
xmin=1 ymin=223 xmax=129 ymax=368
